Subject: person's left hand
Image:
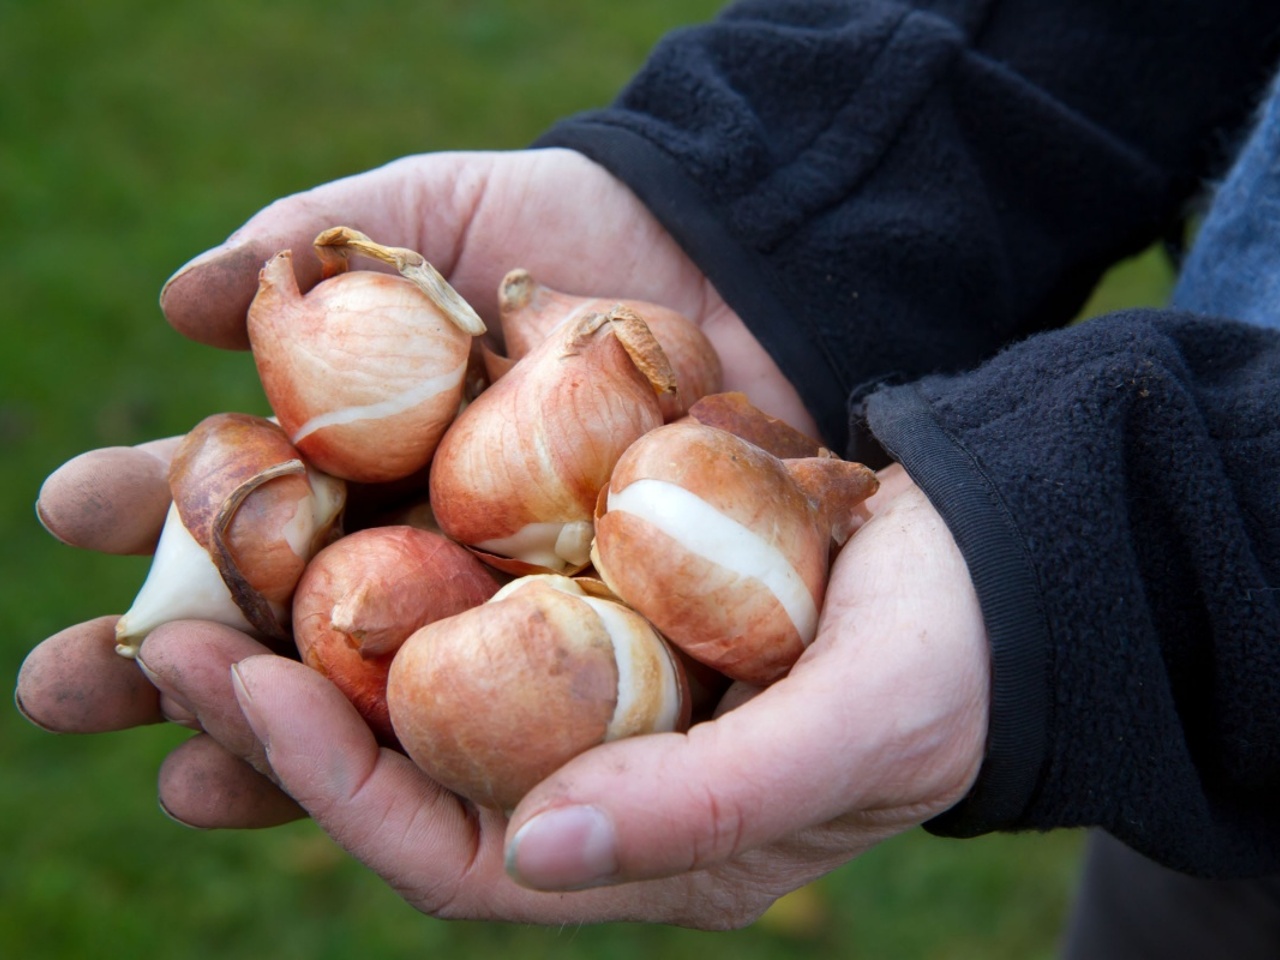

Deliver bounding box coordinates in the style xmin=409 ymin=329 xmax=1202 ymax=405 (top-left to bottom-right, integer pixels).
xmin=19 ymin=461 xmax=990 ymax=928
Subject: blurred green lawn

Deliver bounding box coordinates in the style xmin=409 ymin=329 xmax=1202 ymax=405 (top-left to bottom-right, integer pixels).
xmin=1 ymin=2 xmax=1175 ymax=957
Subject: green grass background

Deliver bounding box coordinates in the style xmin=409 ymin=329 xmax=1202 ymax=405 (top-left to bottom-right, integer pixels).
xmin=1 ymin=2 xmax=1175 ymax=957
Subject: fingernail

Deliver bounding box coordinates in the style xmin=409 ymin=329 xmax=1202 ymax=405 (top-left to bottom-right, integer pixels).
xmin=33 ymin=497 xmax=69 ymax=546
xmin=229 ymin=661 xmax=267 ymax=747
xmin=158 ymin=796 xmax=206 ymax=831
xmin=135 ymin=655 xmax=197 ymax=727
xmin=506 ymin=805 xmax=618 ymax=890
xmin=160 ymin=239 xmax=244 ymax=294
xmin=13 ymin=690 xmax=55 ymax=733
xmin=134 ymin=654 xmax=163 ymax=688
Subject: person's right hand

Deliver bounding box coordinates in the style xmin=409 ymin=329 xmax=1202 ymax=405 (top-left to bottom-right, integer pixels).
xmin=19 ymin=453 xmax=990 ymax=930
xmin=160 ymin=148 xmax=818 ymax=437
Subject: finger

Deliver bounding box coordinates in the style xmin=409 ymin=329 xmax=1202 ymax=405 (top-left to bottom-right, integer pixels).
xmin=504 ymin=487 xmax=990 ymax=891
xmin=15 ymin=615 xmax=162 ymax=732
xmin=229 ymin=654 xmax=714 ymax=924
xmin=231 ymin=655 xmax=839 ymax=928
xmin=504 ymin=683 xmax=866 ymax=892
xmin=36 ymin=441 xmax=177 ymax=555
xmin=158 ymin=154 xmax=491 ymax=350
xmin=134 ymin=436 xmax=183 ymax=460
xmin=158 ymin=733 xmax=304 ymax=829
xmin=136 ymin=621 xmax=279 ymax=776
xmin=229 ymin=654 xmax=518 ymax=910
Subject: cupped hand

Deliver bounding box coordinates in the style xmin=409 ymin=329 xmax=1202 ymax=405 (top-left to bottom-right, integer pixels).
xmin=20 ymin=145 xmax=823 ymax=829
xmin=161 ymin=148 xmax=817 ymax=438
xmin=21 ymin=450 xmax=989 ymax=928
xmin=241 ymin=467 xmax=988 ymax=928
xmin=18 ymin=150 xmax=987 ymax=927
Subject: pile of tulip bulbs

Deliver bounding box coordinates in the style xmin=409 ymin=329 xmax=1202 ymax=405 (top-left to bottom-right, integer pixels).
xmin=112 ymin=228 xmax=878 ymax=811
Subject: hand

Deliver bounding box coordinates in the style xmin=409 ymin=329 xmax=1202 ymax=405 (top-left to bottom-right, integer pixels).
xmin=160 ymin=148 xmax=818 ymax=438
xmin=18 ymin=150 xmax=986 ymax=927
xmin=19 ymin=457 xmax=990 ymax=928
xmin=17 ymin=146 xmax=824 ymax=827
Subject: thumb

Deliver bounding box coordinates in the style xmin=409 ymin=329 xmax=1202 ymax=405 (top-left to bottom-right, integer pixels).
xmin=158 ymin=152 xmax=495 ymax=350
xmin=504 ymin=485 xmax=991 ymax=891
xmin=503 ymin=675 xmax=872 ymax=891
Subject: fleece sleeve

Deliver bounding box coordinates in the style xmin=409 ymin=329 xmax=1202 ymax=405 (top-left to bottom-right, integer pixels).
xmin=535 ymin=0 xmax=1280 ymax=450
xmin=863 ymin=310 xmax=1280 ymax=878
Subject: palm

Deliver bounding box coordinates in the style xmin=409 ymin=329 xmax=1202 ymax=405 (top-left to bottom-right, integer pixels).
xmin=167 ymin=476 xmax=983 ymax=929
xmin=20 ymin=437 xmax=987 ymax=929
xmin=423 ymin=151 xmax=714 ymax=320
xmin=161 ymin=148 xmax=816 ymax=435
xmin=16 ymin=153 xmax=988 ymax=929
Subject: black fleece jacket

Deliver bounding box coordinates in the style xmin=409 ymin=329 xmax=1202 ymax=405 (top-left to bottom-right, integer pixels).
xmin=535 ymin=0 xmax=1280 ymax=878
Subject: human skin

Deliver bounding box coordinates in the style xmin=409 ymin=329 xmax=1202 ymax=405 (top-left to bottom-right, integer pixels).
xmin=16 ymin=149 xmax=990 ymax=929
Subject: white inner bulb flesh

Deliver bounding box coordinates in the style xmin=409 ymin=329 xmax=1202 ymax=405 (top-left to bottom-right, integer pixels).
xmin=474 ymin=520 xmax=593 ymax=572
xmin=583 ymin=595 xmax=683 ymax=740
xmin=606 ymin=478 xmax=819 ymax=645
xmin=289 ymin=358 xmax=467 ymax=442
xmin=115 ymin=503 xmax=254 ymax=656
xmin=281 ymin=466 xmax=346 ymax=556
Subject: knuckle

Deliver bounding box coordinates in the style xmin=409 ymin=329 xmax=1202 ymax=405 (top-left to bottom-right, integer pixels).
xmin=688 ymin=783 xmax=750 ymax=870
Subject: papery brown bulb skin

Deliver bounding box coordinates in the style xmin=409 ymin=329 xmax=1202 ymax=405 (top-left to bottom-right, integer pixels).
xmin=114 ymin=413 xmax=347 ymax=656
xmin=498 ymin=269 xmax=722 ymax=421
xmin=591 ymin=420 xmax=831 ymax=685
xmin=173 ymin=412 xmax=346 ymax=606
xmin=686 ymin=392 xmax=880 ymax=546
xmin=292 ymin=525 xmax=500 ymax=746
xmin=429 ymin=308 xmax=671 ymax=575
xmin=248 ymin=251 xmax=474 ymax=484
xmin=386 ymin=575 xmax=689 ymax=811
xmin=685 ymin=391 xmax=832 ymax=460
xmin=168 ymin=414 xmax=304 ymax=542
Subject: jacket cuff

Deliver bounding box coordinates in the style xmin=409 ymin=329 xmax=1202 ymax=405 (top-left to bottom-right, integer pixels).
xmin=863 ymin=382 xmax=1053 ymax=836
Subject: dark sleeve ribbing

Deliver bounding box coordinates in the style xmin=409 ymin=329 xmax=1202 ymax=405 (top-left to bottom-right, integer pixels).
xmin=865 ymin=310 xmax=1280 ymax=878
xmin=535 ymin=0 xmax=1280 ymax=449
xmin=533 ymin=2 xmax=1280 ymax=877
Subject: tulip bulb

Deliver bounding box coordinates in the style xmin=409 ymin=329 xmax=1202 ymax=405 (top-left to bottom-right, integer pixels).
xmin=291 ymin=525 xmax=501 ymax=745
xmin=590 ymin=420 xmax=878 ymax=684
xmin=686 ymin=391 xmax=833 ymax=461
xmin=493 ymin=268 xmax=722 ymax=421
xmin=429 ymin=304 xmax=676 ymax=575
xmin=386 ymin=574 xmax=690 ymax=811
xmin=115 ymin=413 xmax=346 ymax=659
xmin=247 ymin=227 xmax=486 ymax=484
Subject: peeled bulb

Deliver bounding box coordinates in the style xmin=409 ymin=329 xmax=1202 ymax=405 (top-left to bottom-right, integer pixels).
xmin=291 ymin=525 xmax=500 ymax=745
xmin=114 ymin=413 xmax=346 ymax=659
xmin=386 ymin=574 xmax=689 ymax=811
xmin=590 ymin=420 xmax=878 ymax=684
xmin=493 ymin=268 xmax=722 ymax=421
xmin=429 ymin=304 xmax=676 ymax=575
xmin=247 ymin=227 xmax=486 ymax=483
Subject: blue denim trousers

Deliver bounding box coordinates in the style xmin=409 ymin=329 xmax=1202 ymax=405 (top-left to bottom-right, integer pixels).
xmin=1061 ymin=71 xmax=1280 ymax=960
xmin=1173 ymin=72 xmax=1280 ymax=328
